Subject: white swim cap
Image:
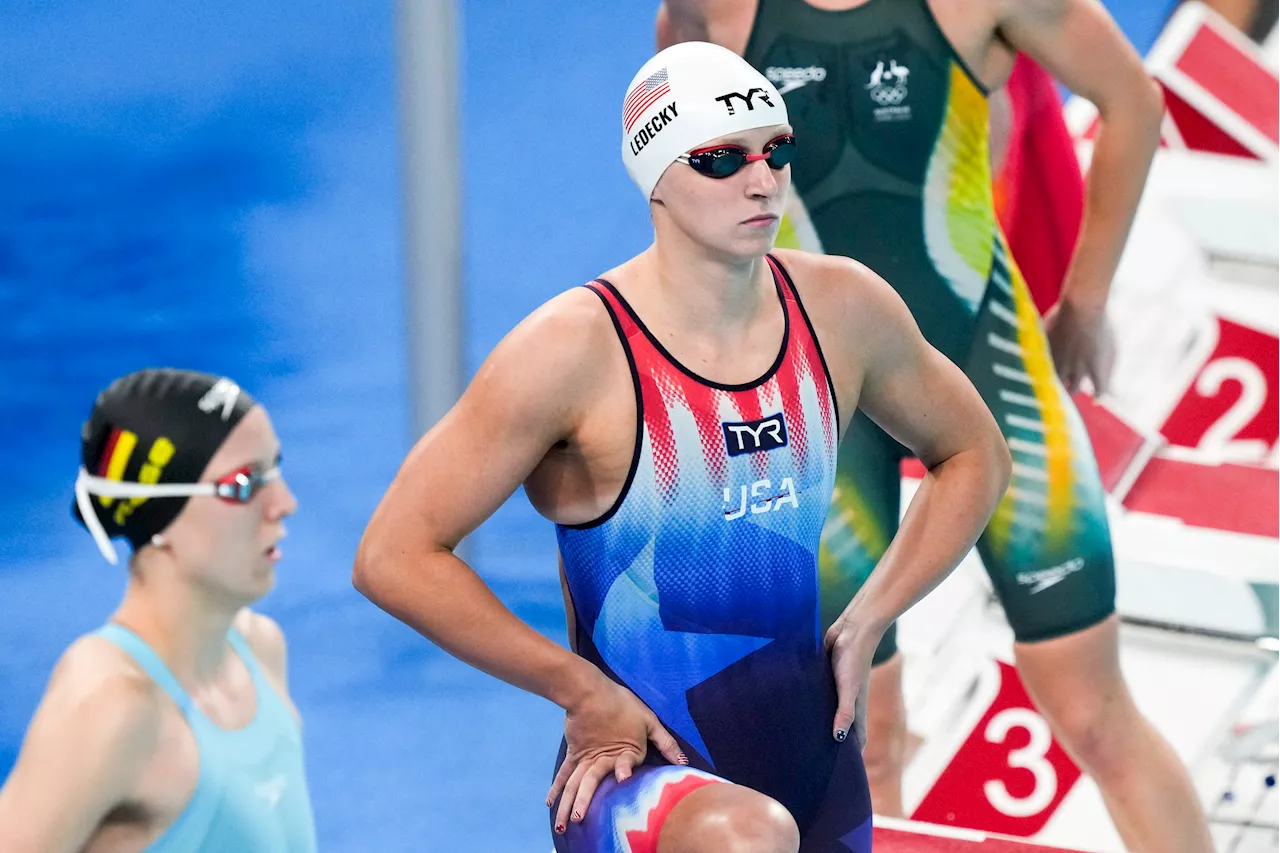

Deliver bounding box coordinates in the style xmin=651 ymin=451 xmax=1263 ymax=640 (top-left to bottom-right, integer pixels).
xmin=621 ymin=41 xmax=789 ymax=199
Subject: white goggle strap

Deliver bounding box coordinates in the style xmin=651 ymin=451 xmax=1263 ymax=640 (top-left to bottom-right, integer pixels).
xmin=74 ymin=468 xmax=215 ymax=566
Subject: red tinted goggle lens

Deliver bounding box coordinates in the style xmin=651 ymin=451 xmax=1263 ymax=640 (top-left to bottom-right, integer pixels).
xmin=213 ymin=466 xmax=280 ymax=503
xmin=683 ymin=134 xmax=797 ymax=179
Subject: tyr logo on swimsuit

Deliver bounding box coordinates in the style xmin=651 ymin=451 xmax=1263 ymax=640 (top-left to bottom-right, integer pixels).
xmin=722 ymin=412 xmax=788 ymax=456
xmin=715 ymin=88 xmax=775 ymax=115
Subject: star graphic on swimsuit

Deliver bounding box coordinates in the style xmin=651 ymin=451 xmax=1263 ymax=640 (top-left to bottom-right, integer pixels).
xmin=591 ymin=541 xmax=773 ymax=767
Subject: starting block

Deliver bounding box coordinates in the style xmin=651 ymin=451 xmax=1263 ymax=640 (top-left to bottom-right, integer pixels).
xmin=1066 ymin=0 xmax=1279 ymax=161
xmin=875 ymin=818 xmax=1094 ymax=852
xmin=1064 ymin=0 xmax=1279 ymax=555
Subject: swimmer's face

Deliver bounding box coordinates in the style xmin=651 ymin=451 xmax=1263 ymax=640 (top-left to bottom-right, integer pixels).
xmin=156 ymin=406 xmax=296 ymax=602
xmin=651 ymin=124 xmax=792 ymax=259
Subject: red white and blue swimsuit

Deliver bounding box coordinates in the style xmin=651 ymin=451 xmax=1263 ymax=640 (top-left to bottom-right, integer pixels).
xmin=552 ymin=255 xmax=872 ymax=852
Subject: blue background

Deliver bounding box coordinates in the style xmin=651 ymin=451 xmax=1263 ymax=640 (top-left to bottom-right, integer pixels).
xmin=0 ymin=1 xmax=1176 ymax=849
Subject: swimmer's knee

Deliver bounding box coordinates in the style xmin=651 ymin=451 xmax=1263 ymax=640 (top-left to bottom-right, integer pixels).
xmin=681 ymin=803 xmax=798 ymax=853
xmin=1014 ymin=625 xmax=1142 ymax=778
xmin=1036 ymin=685 xmax=1139 ymax=777
xmin=660 ymin=785 xmax=799 ymax=853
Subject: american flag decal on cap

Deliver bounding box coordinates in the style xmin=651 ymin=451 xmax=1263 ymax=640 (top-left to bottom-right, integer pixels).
xmin=624 ymin=68 xmax=670 ymax=133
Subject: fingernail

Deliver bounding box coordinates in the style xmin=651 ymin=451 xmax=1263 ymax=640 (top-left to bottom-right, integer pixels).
xmin=571 ymin=810 xmax=581 ymax=822
xmin=555 ymin=824 xmax=565 ymax=834
xmin=677 ymin=752 xmax=689 ymax=765
xmin=834 ymin=729 xmax=847 ymax=742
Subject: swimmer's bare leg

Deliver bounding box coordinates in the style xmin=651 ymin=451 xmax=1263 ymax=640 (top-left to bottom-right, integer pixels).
xmin=1015 ymin=615 xmax=1213 ymax=853
xmin=862 ymin=653 xmax=907 ymax=818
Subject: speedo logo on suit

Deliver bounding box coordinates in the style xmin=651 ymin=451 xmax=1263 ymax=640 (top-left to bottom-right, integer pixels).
xmin=1016 ymin=557 xmax=1086 ymax=594
xmin=722 ymin=412 xmax=788 ymax=457
xmin=629 ymin=103 xmax=679 ymax=155
xmin=765 ymin=66 xmax=827 ymax=96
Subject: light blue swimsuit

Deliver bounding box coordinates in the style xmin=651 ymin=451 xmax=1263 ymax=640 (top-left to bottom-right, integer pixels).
xmin=97 ymin=624 xmax=317 ymax=853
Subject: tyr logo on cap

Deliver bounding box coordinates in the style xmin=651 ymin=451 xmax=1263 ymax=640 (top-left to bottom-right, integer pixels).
xmin=197 ymin=378 xmax=242 ymax=421
xmin=715 ymin=88 xmax=775 ymax=116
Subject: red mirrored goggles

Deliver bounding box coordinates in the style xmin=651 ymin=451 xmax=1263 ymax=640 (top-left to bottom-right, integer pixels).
xmin=675 ymin=134 xmax=797 ymax=179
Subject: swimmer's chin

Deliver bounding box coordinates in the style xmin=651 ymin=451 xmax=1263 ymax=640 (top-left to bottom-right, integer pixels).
xmin=251 ymin=558 xmax=279 ymax=587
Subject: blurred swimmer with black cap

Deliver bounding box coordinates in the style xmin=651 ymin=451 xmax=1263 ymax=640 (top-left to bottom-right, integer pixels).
xmin=0 ymin=368 xmax=316 ymax=853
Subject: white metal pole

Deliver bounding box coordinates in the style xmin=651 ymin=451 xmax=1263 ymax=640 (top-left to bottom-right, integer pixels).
xmin=398 ymin=0 xmax=464 ymax=440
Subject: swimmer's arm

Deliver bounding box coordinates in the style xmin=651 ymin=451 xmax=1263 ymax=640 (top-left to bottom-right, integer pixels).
xmin=352 ymin=293 xmax=609 ymax=710
xmin=657 ymin=3 xmax=682 ymax=48
xmin=656 ymin=1 xmax=705 ymax=47
xmin=837 ymin=264 xmax=1012 ymax=636
xmin=656 ymin=0 xmax=742 ymax=50
xmin=0 ymin=666 xmax=160 ymax=853
xmin=997 ymin=0 xmax=1163 ymax=309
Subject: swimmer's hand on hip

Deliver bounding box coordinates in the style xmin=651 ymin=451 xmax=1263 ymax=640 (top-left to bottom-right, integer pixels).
xmin=547 ymin=674 xmax=687 ymax=833
xmin=824 ymin=619 xmax=881 ymax=749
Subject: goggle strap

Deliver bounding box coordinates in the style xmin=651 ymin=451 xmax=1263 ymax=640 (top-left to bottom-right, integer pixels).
xmin=75 ymin=470 xmax=121 ymax=566
xmin=73 ymin=466 xmax=282 ymax=564
xmin=77 ymin=471 xmax=218 ymax=500
xmin=75 ymin=469 xmax=226 ymax=566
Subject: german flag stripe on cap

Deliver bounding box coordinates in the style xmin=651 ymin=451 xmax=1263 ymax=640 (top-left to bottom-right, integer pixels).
xmin=96 ymin=427 xmax=137 ymax=508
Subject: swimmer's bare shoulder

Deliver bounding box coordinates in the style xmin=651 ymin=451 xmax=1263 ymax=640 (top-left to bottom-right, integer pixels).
xmin=771 ymin=248 xmax=925 ymax=420
xmin=0 ymin=635 xmax=165 ymax=853
xmin=359 ymin=286 xmax=624 ymax=561
xmin=774 ymin=247 xmax=1008 ymax=473
xmin=235 ymin=609 xmax=300 ymax=721
xmin=352 ymin=285 xmax=646 ymax=720
xmin=455 ymin=286 xmax=624 ymax=463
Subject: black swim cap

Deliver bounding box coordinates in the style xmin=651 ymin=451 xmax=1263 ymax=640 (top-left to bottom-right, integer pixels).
xmin=74 ymin=369 xmax=258 ymax=561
